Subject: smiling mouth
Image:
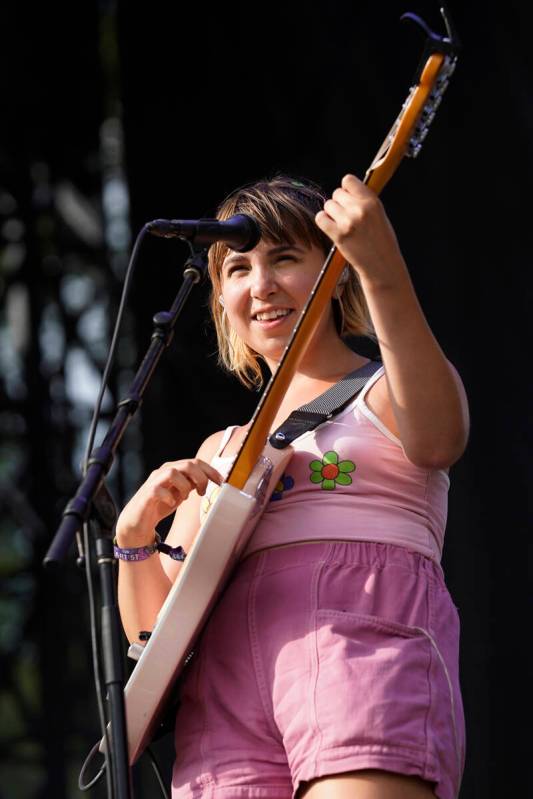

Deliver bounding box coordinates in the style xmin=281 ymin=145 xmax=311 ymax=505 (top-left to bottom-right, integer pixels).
xmin=253 ymin=309 xmax=293 ymax=322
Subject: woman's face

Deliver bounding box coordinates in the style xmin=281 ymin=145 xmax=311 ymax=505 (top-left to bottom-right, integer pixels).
xmin=220 ymin=238 xmax=335 ymax=365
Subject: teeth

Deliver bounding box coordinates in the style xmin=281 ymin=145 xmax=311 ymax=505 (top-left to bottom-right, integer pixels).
xmin=255 ymin=309 xmax=291 ymax=321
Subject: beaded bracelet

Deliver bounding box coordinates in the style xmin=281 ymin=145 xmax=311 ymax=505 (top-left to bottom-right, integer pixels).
xmin=113 ymin=532 xmax=186 ymax=562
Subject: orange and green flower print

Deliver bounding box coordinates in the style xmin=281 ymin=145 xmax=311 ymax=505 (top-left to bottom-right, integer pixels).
xmin=309 ymin=451 xmax=356 ymax=490
xmin=271 ymin=474 xmax=295 ymax=501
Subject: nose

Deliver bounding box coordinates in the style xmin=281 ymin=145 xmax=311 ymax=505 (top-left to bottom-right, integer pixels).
xmin=250 ymin=263 xmax=277 ymax=299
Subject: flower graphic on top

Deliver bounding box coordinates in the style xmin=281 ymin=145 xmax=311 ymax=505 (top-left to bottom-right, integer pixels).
xmin=270 ymin=473 xmax=295 ymax=502
xmin=309 ymin=451 xmax=356 ymax=490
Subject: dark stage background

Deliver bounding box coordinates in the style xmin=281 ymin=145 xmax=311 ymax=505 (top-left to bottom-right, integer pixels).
xmin=0 ymin=1 xmax=530 ymax=798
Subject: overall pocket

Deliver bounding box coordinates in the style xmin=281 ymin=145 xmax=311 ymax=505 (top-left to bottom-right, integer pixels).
xmin=313 ymin=609 xmax=434 ymax=758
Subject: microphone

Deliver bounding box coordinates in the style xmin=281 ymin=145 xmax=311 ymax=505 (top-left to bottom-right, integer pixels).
xmin=145 ymin=213 xmax=261 ymax=252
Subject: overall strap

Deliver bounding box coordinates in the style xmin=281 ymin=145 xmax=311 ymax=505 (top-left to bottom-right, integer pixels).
xmin=269 ymin=359 xmax=382 ymax=450
xmin=214 ymin=425 xmax=239 ymax=457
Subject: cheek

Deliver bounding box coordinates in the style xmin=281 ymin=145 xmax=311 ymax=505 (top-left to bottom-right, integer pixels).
xmin=222 ymin=282 xmax=247 ymax=311
xmin=221 ymin=284 xmax=250 ymax=331
xmin=287 ymin=272 xmax=321 ymax=305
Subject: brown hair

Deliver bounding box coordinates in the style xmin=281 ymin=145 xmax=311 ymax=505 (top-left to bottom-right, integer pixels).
xmin=208 ymin=174 xmax=374 ymax=388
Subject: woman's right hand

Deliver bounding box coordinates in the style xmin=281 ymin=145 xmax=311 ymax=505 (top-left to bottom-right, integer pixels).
xmin=115 ymin=459 xmax=223 ymax=546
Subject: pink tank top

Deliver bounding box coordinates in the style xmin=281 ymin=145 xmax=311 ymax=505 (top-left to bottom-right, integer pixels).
xmin=200 ymin=367 xmax=450 ymax=564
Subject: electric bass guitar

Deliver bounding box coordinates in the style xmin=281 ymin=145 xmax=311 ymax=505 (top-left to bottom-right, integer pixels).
xmin=102 ymin=7 xmax=460 ymax=766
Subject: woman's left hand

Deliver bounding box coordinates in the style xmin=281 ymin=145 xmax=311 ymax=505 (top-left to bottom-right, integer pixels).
xmin=315 ymin=174 xmax=406 ymax=289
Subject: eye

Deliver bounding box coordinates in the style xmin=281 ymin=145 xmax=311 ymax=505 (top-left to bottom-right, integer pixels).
xmin=226 ymin=263 xmax=248 ymax=276
xmin=275 ymin=253 xmax=297 ymax=264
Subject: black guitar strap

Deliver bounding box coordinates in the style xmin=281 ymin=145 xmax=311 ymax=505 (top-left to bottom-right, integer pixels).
xmin=269 ymin=359 xmax=382 ymax=449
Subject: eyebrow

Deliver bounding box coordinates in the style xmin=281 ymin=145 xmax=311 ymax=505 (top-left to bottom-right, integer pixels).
xmin=223 ymin=244 xmax=306 ymax=269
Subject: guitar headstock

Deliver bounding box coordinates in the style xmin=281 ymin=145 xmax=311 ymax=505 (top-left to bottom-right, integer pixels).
xmin=365 ymin=5 xmax=460 ymax=194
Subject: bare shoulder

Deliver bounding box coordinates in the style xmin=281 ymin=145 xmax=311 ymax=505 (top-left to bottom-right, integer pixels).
xmin=202 ymin=423 xmax=251 ymax=459
xmin=195 ymin=429 xmax=226 ymax=460
xmin=195 ymin=424 xmax=252 ymax=461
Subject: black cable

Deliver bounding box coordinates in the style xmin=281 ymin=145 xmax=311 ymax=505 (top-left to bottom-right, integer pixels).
xmin=83 ymin=225 xmax=149 ymax=474
xmin=78 ymin=225 xmax=149 ymax=795
xmin=78 ymin=740 xmax=107 ymax=792
xmin=146 ymin=747 xmax=171 ymax=799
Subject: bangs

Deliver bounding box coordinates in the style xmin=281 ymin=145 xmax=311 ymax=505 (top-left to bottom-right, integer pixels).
xmin=228 ymin=190 xmax=324 ymax=249
xmin=211 ymin=176 xmax=331 ymax=269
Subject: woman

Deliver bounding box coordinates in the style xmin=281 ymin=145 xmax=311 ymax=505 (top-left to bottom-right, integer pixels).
xmin=115 ymin=173 xmax=469 ymax=799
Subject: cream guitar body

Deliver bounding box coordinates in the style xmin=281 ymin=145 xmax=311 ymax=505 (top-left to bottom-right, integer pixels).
xmin=101 ymin=443 xmax=293 ymax=765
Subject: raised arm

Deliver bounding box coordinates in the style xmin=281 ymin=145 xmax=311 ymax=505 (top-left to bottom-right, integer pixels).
xmin=116 ymin=431 xmax=224 ymax=644
xmin=316 ymin=174 xmax=469 ymax=469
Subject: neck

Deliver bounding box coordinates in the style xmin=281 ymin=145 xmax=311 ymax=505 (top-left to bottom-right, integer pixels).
xmin=263 ymin=323 xmax=366 ymax=386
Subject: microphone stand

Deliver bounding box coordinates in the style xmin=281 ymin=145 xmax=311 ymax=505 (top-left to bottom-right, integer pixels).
xmin=43 ymin=246 xmax=209 ymax=799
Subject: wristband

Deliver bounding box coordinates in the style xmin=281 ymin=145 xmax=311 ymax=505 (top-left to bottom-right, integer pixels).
xmin=113 ymin=532 xmax=186 ymax=563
